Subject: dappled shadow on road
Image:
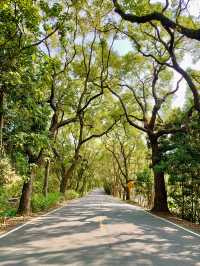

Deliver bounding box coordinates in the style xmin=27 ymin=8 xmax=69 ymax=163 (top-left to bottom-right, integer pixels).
xmin=0 ymin=190 xmax=200 ymax=266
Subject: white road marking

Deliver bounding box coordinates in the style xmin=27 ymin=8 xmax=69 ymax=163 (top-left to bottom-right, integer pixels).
xmin=120 ymin=201 xmax=200 ymax=239
xmin=0 ymin=203 xmax=68 ymax=239
xmin=146 ymin=210 xmax=200 ymax=239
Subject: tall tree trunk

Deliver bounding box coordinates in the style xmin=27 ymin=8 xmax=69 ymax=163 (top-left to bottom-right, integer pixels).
xmin=125 ymin=185 xmax=130 ymax=200
xmin=80 ymin=176 xmax=87 ymax=196
xmin=60 ymin=161 xmax=77 ymax=194
xmin=75 ymin=167 xmax=84 ymax=191
xmin=17 ymin=148 xmax=43 ymax=216
xmin=0 ymin=90 xmax=4 ymax=154
xmin=150 ymin=137 xmax=169 ymax=212
xmin=126 ymin=189 xmax=130 ymax=200
xmin=43 ymin=159 xmax=50 ymax=197
xmin=17 ymin=174 xmax=33 ymax=215
xmin=75 ymin=175 xmax=82 ymax=192
xmin=152 ymin=170 xmax=168 ymax=212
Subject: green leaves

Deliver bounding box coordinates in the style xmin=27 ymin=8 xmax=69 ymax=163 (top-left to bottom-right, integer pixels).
xmin=40 ymin=1 xmax=63 ymax=18
xmin=136 ymin=168 xmax=152 ymax=183
xmin=0 ymin=157 xmax=17 ymax=186
xmin=159 ymin=109 xmax=200 ymax=185
xmin=122 ymin=0 xmax=162 ymax=15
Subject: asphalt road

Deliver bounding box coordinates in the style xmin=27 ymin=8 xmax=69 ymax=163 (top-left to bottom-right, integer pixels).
xmin=0 ymin=189 xmax=200 ymax=266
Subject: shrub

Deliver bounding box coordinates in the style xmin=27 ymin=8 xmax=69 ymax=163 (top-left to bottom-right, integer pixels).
xmin=5 ymin=180 xmax=22 ymax=200
xmin=0 ymin=188 xmax=10 ymax=211
xmin=0 ymin=208 xmax=17 ymax=218
xmin=0 ymin=186 xmax=20 ymax=218
xmin=0 ymin=157 xmax=20 ymax=186
xmin=64 ymin=190 xmax=79 ymax=200
xmin=31 ymin=192 xmax=62 ymax=212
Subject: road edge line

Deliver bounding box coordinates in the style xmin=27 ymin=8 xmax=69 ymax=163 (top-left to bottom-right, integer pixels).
xmin=145 ymin=210 xmax=200 ymax=238
xmin=125 ymin=202 xmax=200 ymax=238
xmin=0 ymin=203 xmax=69 ymax=239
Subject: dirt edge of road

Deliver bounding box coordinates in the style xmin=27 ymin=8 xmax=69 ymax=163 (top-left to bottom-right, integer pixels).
xmin=150 ymin=211 xmax=200 ymax=234
xmin=126 ymin=200 xmax=200 ymax=235
xmin=0 ymin=202 xmax=68 ymax=236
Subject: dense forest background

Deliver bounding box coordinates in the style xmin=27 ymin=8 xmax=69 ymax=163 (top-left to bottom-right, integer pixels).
xmin=1 ymin=0 xmax=200 ymax=224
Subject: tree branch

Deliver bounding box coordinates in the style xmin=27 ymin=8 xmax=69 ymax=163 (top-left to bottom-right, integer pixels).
xmin=80 ymin=120 xmax=118 ymax=145
xmin=156 ymin=126 xmax=186 ymax=137
xmin=107 ymin=86 xmax=148 ymax=133
xmin=57 ymin=116 xmax=77 ymax=129
xmin=112 ymin=0 xmax=200 ymax=41
xmin=22 ymin=26 xmax=59 ymax=50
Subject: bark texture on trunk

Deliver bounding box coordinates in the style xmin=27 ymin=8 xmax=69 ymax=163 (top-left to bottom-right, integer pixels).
xmin=43 ymin=160 xmax=50 ymax=197
xmin=60 ymin=161 xmax=77 ymax=194
xmin=80 ymin=176 xmax=87 ymax=196
xmin=150 ymin=136 xmax=169 ymax=212
xmin=152 ymin=170 xmax=169 ymax=212
xmin=125 ymin=186 xmax=130 ymax=201
xmin=0 ymin=90 xmax=4 ymax=153
xmin=17 ymin=176 xmax=33 ymax=215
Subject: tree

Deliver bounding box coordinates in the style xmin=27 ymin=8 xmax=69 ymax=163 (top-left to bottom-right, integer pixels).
xmin=104 ymin=123 xmax=145 ymax=200
xmin=0 ymin=0 xmax=76 ymax=214
xmin=56 ymin=19 xmax=118 ymax=193
xmin=5 ymin=54 xmax=50 ymax=215
xmin=107 ymin=54 xmax=185 ymax=211
xmin=59 ymin=107 xmax=117 ymax=193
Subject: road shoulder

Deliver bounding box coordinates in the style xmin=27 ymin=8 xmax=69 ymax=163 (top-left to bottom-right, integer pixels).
xmin=126 ymin=200 xmax=200 ymax=237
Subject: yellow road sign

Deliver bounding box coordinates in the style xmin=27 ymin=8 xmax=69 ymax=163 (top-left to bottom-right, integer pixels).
xmin=127 ymin=181 xmax=134 ymax=190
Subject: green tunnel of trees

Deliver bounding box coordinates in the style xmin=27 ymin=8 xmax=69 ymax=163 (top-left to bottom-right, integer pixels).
xmin=0 ymin=0 xmax=200 ymax=220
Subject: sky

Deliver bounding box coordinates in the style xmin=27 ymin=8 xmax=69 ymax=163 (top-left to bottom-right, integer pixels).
xmin=112 ymin=0 xmax=200 ymax=108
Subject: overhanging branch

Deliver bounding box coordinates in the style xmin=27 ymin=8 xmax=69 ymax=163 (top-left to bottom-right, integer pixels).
xmin=112 ymin=0 xmax=200 ymax=41
xmin=107 ymin=86 xmax=148 ymax=133
xmin=81 ymin=120 xmax=118 ymax=145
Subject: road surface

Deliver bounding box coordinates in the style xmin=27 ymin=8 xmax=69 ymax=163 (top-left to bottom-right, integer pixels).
xmin=0 ymin=189 xmax=200 ymax=266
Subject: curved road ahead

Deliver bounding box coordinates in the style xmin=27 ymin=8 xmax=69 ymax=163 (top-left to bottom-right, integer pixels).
xmin=0 ymin=189 xmax=200 ymax=266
